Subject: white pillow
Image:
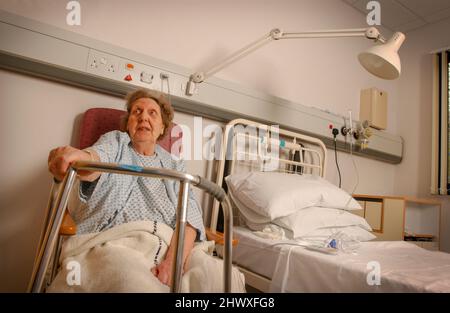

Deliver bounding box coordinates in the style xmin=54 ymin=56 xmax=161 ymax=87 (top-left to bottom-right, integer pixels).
xmin=225 ymin=172 xmax=361 ymax=221
xmin=273 ymin=206 xmax=372 ymax=239
xmin=228 ymin=188 xmax=271 ymax=227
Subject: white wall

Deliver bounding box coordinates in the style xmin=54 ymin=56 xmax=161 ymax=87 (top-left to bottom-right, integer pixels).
xmin=0 ymin=0 xmax=404 ymax=291
xmin=395 ymin=17 xmax=450 ymax=253
xmin=0 ymin=71 xmax=121 ymax=292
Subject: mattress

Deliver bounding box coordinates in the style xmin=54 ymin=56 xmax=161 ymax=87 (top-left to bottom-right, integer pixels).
xmin=224 ymin=226 xmax=291 ymax=280
xmin=223 ymin=226 xmax=450 ymax=292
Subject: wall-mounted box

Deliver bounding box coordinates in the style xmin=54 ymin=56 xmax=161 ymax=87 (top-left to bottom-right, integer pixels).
xmin=360 ymin=87 xmax=387 ymax=130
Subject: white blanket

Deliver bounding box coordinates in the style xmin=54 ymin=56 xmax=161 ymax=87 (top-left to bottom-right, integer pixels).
xmin=47 ymin=221 xmax=245 ymax=292
xmin=270 ymin=240 xmax=450 ymax=292
xmin=230 ymin=226 xmax=450 ymax=293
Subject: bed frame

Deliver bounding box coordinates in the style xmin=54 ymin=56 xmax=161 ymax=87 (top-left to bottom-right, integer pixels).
xmin=209 ymin=118 xmax=327 ymax=292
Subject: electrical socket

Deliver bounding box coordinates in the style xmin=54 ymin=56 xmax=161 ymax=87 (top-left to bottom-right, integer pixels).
xmin=107 ymin=63 xmax=115 ymax=73
xmin=87 ymin=50 xmax=119 ymax=77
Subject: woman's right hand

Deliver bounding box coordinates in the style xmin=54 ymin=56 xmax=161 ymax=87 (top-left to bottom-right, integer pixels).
xmin=48 ymin=146 xmax=87 ymax=181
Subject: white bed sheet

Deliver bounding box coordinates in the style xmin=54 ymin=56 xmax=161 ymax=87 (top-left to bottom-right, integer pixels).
xmin=226 ymin=226 xmax=450 ymax=292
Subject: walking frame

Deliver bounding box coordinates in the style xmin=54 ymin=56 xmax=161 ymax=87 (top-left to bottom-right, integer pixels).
xmin=28 ymin=160 xmax=233 ymax=293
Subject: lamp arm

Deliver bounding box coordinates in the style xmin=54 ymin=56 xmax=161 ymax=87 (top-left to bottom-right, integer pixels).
xmin=190 ymin=28 xmax=282 ymax=84
xmin=282 ymin=27 xmax=385 ymax=42
xmin=186 ymin=26 xmax=385 ymax=95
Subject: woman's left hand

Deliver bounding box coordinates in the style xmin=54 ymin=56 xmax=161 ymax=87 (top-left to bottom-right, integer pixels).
xmin=151 ymin=224 xmax=196 ymax=286
xmin=151 ymin=259 xmax=176 ymax=286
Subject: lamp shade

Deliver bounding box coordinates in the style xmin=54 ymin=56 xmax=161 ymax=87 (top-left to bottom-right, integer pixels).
xmin=358 ymin=32 xmax=405 ymax=80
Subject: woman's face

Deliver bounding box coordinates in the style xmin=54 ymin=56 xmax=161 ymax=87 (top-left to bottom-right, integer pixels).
xmin=127 ymin=97 xmax=164 ymax=145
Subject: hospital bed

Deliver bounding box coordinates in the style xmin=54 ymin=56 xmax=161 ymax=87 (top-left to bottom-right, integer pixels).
xmin=211 ymin=119 xmax=450 ymax=293
xmin=29 ymin=108 xmax=235 ymax=293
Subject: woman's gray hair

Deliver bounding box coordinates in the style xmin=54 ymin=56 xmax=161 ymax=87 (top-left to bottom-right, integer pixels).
xmin=121 ymin=89 xmax=174 ymax=140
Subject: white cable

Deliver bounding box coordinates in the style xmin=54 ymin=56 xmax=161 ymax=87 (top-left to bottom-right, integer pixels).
xmin=344 ymin=111 xmax=359 ymax=209
xmin=349 ymin=130 xmax=360 ymax=196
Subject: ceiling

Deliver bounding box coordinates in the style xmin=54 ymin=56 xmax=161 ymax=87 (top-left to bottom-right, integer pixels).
xmin=342 ymin=0 xmax=450 ymax=33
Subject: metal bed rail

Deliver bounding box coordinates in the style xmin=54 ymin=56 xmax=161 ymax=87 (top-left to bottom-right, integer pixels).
xmin=28 ymin=161 xmax=233 ymax=293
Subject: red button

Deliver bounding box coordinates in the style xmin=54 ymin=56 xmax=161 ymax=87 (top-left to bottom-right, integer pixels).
xmin=124 ymin=74 xmax=132 ymax=81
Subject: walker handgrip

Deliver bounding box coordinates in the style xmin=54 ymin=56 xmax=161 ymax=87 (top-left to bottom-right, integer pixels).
xmin=197 ymin=176 xmax=226 ymax=201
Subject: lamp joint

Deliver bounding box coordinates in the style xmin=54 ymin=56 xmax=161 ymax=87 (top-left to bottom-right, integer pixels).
xmin=191 ymin=72 xmax=205 ymax=83
xmin=365 ymin=27 xmax=385 ymax=43
xmin=270 ymin=28 xmax=283 ymax=40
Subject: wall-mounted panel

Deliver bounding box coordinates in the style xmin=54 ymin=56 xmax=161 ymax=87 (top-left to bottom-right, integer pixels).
xmin=0 ymin=10 xmax=403 ymax=163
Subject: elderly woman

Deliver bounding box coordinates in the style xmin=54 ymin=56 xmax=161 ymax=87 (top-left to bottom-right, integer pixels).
xmin=47 ymin=89 xmax=205 ymax=287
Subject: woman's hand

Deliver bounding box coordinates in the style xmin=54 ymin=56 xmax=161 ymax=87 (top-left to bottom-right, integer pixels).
xmin=48 ymin=146 xmax=98 ymax=181
xmin=150 ymin=224 xmax=197 ymax=286
xmin=151 ymin=258 xmax=177 ymax=286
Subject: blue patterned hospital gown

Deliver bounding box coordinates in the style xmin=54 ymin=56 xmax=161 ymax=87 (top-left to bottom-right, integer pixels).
xmin=70 ymin=130 xmax=205 ymax=241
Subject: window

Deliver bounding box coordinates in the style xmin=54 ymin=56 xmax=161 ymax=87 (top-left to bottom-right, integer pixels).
xmin=431 ymin=50 xmax=450 ymax=195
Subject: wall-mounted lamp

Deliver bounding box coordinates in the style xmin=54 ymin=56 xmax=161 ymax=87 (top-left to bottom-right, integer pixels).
xmin=186 ymin=27 xmax=405 ymax=96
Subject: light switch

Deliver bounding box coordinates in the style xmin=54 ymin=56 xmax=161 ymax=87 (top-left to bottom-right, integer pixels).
xmin=140 ymin=71 xmax=153 ymax=84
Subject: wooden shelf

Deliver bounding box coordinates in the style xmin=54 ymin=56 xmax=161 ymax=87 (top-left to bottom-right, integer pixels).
xmin=404 ymin=197 xmax=441 ymax=206
xmin=353 ymin=194 xmax=404 ymax=200
xmin=404 ymin=233 xmax=434 ymax=239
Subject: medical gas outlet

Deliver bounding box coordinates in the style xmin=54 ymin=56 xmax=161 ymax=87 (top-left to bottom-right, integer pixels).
xmin=353 ymin=120 xmax=373 ymax=150
xmin=341 ymin=121 xmax=373 ymax=150
xmin=339 ymin=114 xmax=372 ymax=150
